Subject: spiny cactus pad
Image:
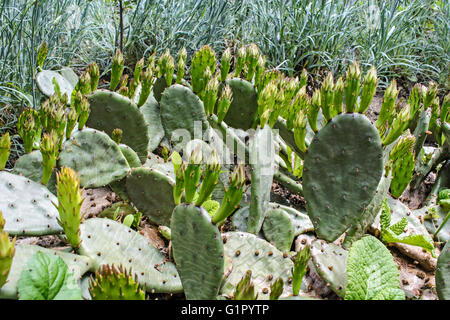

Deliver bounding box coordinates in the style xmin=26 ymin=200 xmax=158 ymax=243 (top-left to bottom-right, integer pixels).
xmin=79 ymin=218 xmax=182 ymax=293
xmin=171 ymin=204 xmax=224 ymax=299
xmin=222 ymin=78 xmax=258 ymax=130
xmin=36 ymin=70 xmax=75 ymax=102
xmin=86 ymin=90 xmax=149 ymax=162
xmin=232 ymin=203 xmax=313 ymax=236
xmin=140 ymin=95 xmax=165 ymax=152
xmin=59 ymin=128 xmax=130 ymax=188
xmin=262 ymin=209 xmax=295 ymax=252
xmin=303 ymin=113 xmax=383 ymax=242
xmin=12 ymin=150 xmax=57 ymax=195
xmin=310 ymin=239 xmax=348 ymax=298
xmin=126 ymin=167 xmax=176 ymax=226
xmin=119 ymin=144 xmax=141 ymax=168
xmin=160 ymin=84 xmax=209 ymax=144
xmin=0 ymin=172 xmax=62 ymax=236
xmin=0 ymin=244 xmax=92 ymax=299
xmin=221 ymin=231 xmax=294 ymax=300
xmin=436 ymin=241 xmax=449 ymax=300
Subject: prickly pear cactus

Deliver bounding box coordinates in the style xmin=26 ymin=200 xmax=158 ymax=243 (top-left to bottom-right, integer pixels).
xmin=36 ymin=70 xmax=75 ymax=102
xmin=0 ymin=172 xmax=62 ymax=236
xmin=436 ymin=241 xmax=450 ymax=300
xmin=86 ymin=90 xmax=149 ymax=162
xmin=0 ymin=244 xmax=92 ymax=299
xmin=79 ymin=218 xmax=182 ymax=293
xmin=160 ymin=84 xmax=209 ymax=143
xmin=221 ymin=231 xmax=294 ymax=300
xmin=59 ymin=128 xmax=130 ymax=188
xmin=303 ymin=113 xmax=383 ymax=242
xmin=89 ymin=264 xmax=146 ymax=300
xmin=262 ymin=209 xmax=295 ymax=252
xmin=171 ymin=204 xmax=224 ymax=299
xmin=222 ymin=78 xmax=258 ymax=130
xmin=126 ymin=167 xmax=176 ymax=226
xmin=310 ymin=239 xmax=348 ymax=298
xmin=12 ymin=150 xmax=57 ymax=195
xmin=119 ymin=144 xmax=141 ymax=169
xmin=140 ymin=95 xmax=165 ymax=152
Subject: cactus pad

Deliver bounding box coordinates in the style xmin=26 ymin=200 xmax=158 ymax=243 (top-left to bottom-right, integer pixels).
xmin=0 ymin=244 xmax=92 ymax=299
xmin=126 ymin=167 xmax=176 ymax=226
xmin=221 ymin=231 xmax=294 ymax=300
xmin=140 ymin=95 xmax=165 ymax=152
xmin=59 ymin=128 xmax=130 ymax=188
xmin=171 ymin=204 xmax=224 ymax=299
xmin=160 ymin=84 xmax=208 ymax=143
xmin=222 ymin=78 xmax=258 ymax=130
xmin=0 ymin=172 xmax=62 ymax=236
xmin=119 ymin=144 xmax=141 ymax=168
xmin=36 ymin=70 xmax=75 ymax=102
xmin=79 ymin=218 xmax=182 ymax=293
xmin=86 ymin=90 xmax=149 ymax=162
xmin=303 ymin=113 xmax=383 ymax=242
xmin=262 ymin=209 xmax=295 ymax=252
xmin=436 ymin=241 xmax=450 ymax=300
xmin=310 ymin=239 xmax=348 ymax=298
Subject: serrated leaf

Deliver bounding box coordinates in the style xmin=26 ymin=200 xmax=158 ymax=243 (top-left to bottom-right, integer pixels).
xmin=382 ymin=230 xmax=436 ymax=258
xmin=380 ymin=199 xmax=391 ymax=232
xmin=389 ymin=217 xmax=408 ymax=236
xmin=17 ymin=251 xmax=82 ymax=300
xmin=345 ymin=235 xmax=404 ymax=300
xmin=373 ymin=288 xmax=406 ymax=300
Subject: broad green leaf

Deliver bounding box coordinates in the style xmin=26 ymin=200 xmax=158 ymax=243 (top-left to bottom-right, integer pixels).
xmin=382 ymin=231 xmax=436 ymax=257
xmin=389 ymin=217 xmax=408 ymax=236
xmin=345 ymin=235 xmax=404 ymax=300
xmin=17 ymin=251 xmax=82 ymax=300
xmin=373 ymin=288 xmax=406 ymax=300
xmin=380 ymin=199 xmax=391 ymax=232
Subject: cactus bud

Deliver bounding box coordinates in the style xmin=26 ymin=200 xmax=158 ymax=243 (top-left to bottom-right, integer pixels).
xmin=344 ymin=61 xmax=361 ymax=113
xmin=191 ymin=45 xmax=216 ymax=94
xmin=55 ymin=167 xmax=84 ymax=249
xmin=137 ymin=67 xmax=154 ymax=107
xmin=299 ymin=69 xmax=308 ymax=89
xmin=220 ymin=48 xmax=232 ymax=82
xmin=293 ymin=110 xmax=307 ymax=153
xmin=376 ymin=79 xmax=398 ymax=130
xmin=77 ymin=96 xmax=90 ymax=130
xmin=217 ymin=84 xmax=233 ymax=123
xmin=40 ymin=133 xmax=59 ymax=185
xmin=195 ymin=150 xmax=221 ymax=206
xmin=254 ymin=54 xmax=266 ymax=88
xmin=234 ymin=46 xmax=246 ymax=77
xmin=88 ymin=62 xmax=100 ymax=92
xmin=382 ymin=104 xmax=411 ymax=146
xmin=245 ymin=43 xmax=259 ymax=82
xmin=110 ymin=49 xmax=125 ymax=91
xmin=0 ymin=133 xmax=11 ymax=170
xmin=320 ymin=72 xmax=334 ymax=122
xmin=133 ymin=58 xmax=145 ymax=84
xmin=176 ymin=47 xmax=187 ymax=84
xmin=423 ymin=81 xmax=437 ymax=110
xmin=118 ymin=85 xmax=129 ymax=97
xmin=333 ymin=76 xmax=344 ymax=116
xmin=270 ymin=277 xmax=284 ymax=300
xmin=112 ymin=128 xmax=123 ymax=144
xmin=79 ymin=71 xmax=92 ymax=95
xmin=0 ymin=212 xmax=15 ymax=288
xmin=233 ymin=270 xmax=257 ymax=300
xmin=65 ymin=107 xmax=78 ymax=140
xmin=203 ymin=76 xmax=220 ymax=115
xmin=17 ymin=109 xmax=41 ymax=154
xmin=292 ymin=244 xmax=310 ymax=296
xmin=173 ymin=161 xmax=186 ymax=205
xmin=307 ymin=89 xmax=321 ymax=133
xmin=183 ymin=145 xmax=203 ymax=204
xmin=0 ymin=212 xmax=4 ymax=232
xmin=158 ymin=226 xmax=172 ymax=241
xmin=358 ymin=66 xmax=377 ymax=114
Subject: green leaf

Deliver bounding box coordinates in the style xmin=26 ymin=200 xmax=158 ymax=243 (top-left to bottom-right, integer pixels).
xmin=389 ymin=217 xmax=408 ymax=236
xmin=292 ymin=244 xmax=310 ymax=296
xmin=382 ymin=230 xmax=436 ymax=258
xmin=380 ymin=198 xmax=391 ymax=232
xmin=373 ymin=288 xmax=406 ymax=300
xmin=345 ymin=235 xmax=404 ymax=300
xmin=202 ymin=199 xmax=220 ymax=217
xmin=17 ymin=251 xmax=82 ymax=300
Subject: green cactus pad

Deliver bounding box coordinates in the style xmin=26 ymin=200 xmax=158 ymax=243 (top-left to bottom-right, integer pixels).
xmin=343 ymin=169 xmax=392 ymax=248
xmin=36 ymin=70 xmax=75 ymax=102
xmin=171 ymin=204 xmax=224 ymax=299
xmin=232 ymin=203 xmax=313 ymax=236
xmin=59 ymin=128 xmax=130 ymax=188
xmin=0 ymin=244 xmax=92 ymax=299
xmin=436 ymin=241 xmax=450 ymax=300
xmin=221 ymin=231 xmax=294 ymax=300
xmin=140 ymin=95 xmax=165 ymax=152
xmin=152 ymin=76 xmax=169 ymax=103
xmin=98 ymin=201 xmax=136 ymax=219
xmin=0 ymin=172 xmax=62 ymax=236
xmin=310 ymin=239 xmax=348 ymax=298
xmin=222 ymin=78 xmax=258 ymax=130
xmin=78 ymin=218 xmax=182 ymax=293
xmin=160 ymin=84 xmax=209 ymax=144
xmin=119 ymin=144 xmax=141 ymax=168
xmin=126 ymin=167 xmax=176 ymax=226
xmin=262 ymin=209 xmax=295 ymax=252
xmin=12 ymin=150 xmax=57 ymax=195
xmin=86 ymin=90 xmax=149 ymax=162
xmin=303 ymin=113 xmax=383 ymax=242
xmin=248 ymin=126 xmax=275 ymax=234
